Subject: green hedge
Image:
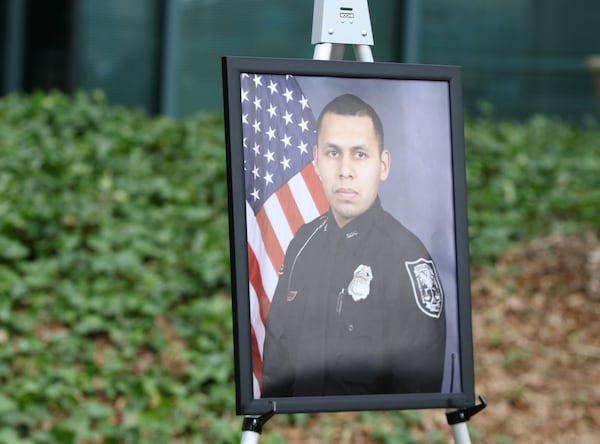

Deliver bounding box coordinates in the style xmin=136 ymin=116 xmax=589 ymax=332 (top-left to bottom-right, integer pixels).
xmin=0 ymin=91 xmax=235 ymax=443
xmin=465 ymin=110 xmax=600 ymax=263
xmin=0 ymin=91 xmax=598 ymax=443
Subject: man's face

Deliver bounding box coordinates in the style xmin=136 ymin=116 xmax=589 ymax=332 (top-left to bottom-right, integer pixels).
xmin=313 ymin=112 xmax=390 ymax=228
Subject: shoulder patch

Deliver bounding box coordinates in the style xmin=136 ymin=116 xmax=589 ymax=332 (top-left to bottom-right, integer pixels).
xmin=405 ymin=258 xmax=444 ymax=318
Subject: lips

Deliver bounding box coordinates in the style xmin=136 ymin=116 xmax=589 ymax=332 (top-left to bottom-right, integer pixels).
xmin=335 ymin=188 xmax=358 ymax=200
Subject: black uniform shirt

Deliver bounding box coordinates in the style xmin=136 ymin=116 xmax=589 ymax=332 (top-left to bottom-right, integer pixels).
xmin=262 ymin=198 xmax=446 ymax=397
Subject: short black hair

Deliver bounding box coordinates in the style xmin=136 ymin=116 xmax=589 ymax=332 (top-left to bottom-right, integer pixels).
xmin=315 ymin=93 xmax=384 ymax=150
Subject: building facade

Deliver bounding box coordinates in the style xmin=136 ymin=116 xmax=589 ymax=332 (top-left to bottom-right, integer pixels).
xmin=2 ymin=0 xmax=598 ymax=119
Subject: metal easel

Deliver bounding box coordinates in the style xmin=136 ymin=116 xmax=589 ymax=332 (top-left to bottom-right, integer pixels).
xmin=311 ymin=0 xmax=374 ymax=62
xmin=240 ymin=2 xmax=486 ymax=442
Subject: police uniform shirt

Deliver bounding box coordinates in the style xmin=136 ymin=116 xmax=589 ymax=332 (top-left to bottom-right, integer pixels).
xmin=261 ymin=197 xmax=446 ymax=397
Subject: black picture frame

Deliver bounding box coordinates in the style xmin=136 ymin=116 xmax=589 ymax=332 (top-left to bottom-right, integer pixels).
xmin=222 ymin=56 xmax=474 ymax=415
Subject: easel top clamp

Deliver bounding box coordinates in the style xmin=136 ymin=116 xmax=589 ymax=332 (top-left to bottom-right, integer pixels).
xmin=311 ymin=0 xmax=374 ymax=62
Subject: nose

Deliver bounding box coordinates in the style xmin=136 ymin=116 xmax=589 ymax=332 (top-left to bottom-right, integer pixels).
xmin=338 ymin=154 xmax=353 ymax=179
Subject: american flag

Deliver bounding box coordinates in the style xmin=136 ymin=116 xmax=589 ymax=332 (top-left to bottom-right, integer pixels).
xmin=240 ymin=73 xmax=328 ymax=396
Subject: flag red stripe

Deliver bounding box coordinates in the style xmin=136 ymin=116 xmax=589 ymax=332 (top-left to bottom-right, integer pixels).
xmin=276 ymin=183 xmax=305 ymax=234
xmin=247 ymin=244 xmax=271 ymax=325
xmin=255 ymin=209 xmax=285 ymax=274
xmin=302 ymin=164 xmax=328 ymax=215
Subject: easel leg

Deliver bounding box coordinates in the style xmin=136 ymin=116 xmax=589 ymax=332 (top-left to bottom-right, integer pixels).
xmin=353 ymin=44 xmax=374 ymax=62
xmin=331 ymin=43 xmax=345 ymax=60
xmin=446 ymin=395 xmax=487 ymax=444
xmin=240 ymin=405 xmax=276 ymax=444
xmin=313 ymin=42 xmax=333 ymax=60
xmin=240 ymin=430 xmax=261 ymax=444
xmin=313 ymin=43 xmax=346 ymax=60
xmin=450 ymin=422 xmax=472 ymax=444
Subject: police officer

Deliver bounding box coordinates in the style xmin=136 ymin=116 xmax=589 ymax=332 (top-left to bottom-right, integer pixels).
xmin=261 ymin=94 xmax=446 ymax=397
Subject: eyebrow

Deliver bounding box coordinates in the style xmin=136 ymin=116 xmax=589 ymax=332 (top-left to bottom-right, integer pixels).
xmin=319 ymin=142 xmax=374 ymax=152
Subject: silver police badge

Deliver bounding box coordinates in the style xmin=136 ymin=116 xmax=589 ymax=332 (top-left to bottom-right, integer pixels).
xmin=348 ymin=264 xmax=373 ymax=301
xmin=405 ymin=258 xmax=444 ymax=318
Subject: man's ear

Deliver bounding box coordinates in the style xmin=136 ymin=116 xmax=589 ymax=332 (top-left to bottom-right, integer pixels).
xmin=313 ymin=145 xmax=320 ymax=176
xmin=380 ymin=149 xmax=391 ymax=181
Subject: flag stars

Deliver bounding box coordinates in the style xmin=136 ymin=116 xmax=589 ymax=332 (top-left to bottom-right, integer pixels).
xmin=298 ymin=118 xmax=309 ymax=132
xmin=267 ymin=80 xmax=278 ymax=94
xmin=299 ymin=96 xmax=309 ymax=109
xmin=297 ymin=140 xmax=309 ymax=155
xmin=283 ymin=111 xmax=293 ymax=125
xmin=264 ymin=149 xmax=275 ymax=163
xmin=264 ymin=171 xmax=274 ymax=185
xmin=281 ymin=134 xmax=292 ymax=148
xmin=283 ymin=88 xmax=294 ymax=102
xmin=280 ymin=156 xmax=291 ymax=170
xmin=242 ymin=74 xmax=316 ymax=210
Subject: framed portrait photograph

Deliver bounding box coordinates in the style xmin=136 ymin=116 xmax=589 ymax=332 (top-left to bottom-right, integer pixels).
xmin=222 ymin=56 xmax=475 ymax=415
